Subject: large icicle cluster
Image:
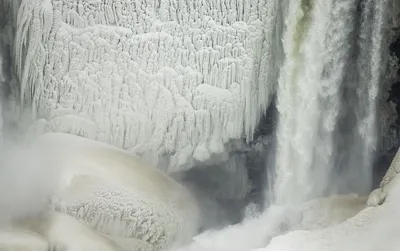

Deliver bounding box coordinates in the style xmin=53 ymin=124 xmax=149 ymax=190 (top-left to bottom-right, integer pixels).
xmin=9 ymin=0 xmax=281 ymax=171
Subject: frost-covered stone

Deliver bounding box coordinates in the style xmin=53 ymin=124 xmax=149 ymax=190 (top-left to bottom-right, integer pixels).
xmin=27 ymin=133 xmax=202 ymax=250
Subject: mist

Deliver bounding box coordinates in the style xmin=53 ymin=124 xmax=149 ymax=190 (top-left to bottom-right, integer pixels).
xmin=0 ymin=141 xmax=60 ymax=227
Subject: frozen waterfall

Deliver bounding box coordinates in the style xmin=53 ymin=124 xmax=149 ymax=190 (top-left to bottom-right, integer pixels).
xmin=0 ymin=0 xmax=399 ymax=250
xmin=4 ymin=0 xmax=281 ymax=172
xmin=4 ymin=0 xmax=394 ymax=192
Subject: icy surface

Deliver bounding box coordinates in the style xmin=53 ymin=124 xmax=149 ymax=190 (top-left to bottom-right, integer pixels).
xmin=0 ymin=133 xmax=201 ymax=251
xmin=34 ymin=133 xmax=201 ymax=250
xmin=44 ymin=212 xmax=154 ymax=251
xmin=1 ymin=211 xmax=154 ymax=251
xmin=8 ymin=0 xmax=282 ymax=171
xmin=175 ymin=171 xmax=400 ymax=251
xmin=262 ymin=176 xmax=400 ymax=251
xmin=1 ymin=0 xmax=399 ymax=250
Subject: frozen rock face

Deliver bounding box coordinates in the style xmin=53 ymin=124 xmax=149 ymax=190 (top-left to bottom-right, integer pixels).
xmin=5 ymin=0 xmax=282 ymax=171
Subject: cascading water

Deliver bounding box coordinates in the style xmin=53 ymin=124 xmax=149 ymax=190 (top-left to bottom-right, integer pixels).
xmin=271 ymin=0 xmax=393 ymax=206
xmin=178 ymin=1 xmax=395 ymax=250
xmin=180 ymin=0 xmax=396 ymax=249
xmin=0 ymin=0 xmax=397 ymax=250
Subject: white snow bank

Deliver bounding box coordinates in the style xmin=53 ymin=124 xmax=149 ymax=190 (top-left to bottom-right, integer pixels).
xmin=29 ymin=133 xmax=201 ymax=250
xmin=9 ymin=0 xmax=281 ymax=171
xmin=2 ymin=211 xmax=153 ymax=251
xmin=0 ymin=133 xmax=201 ymax=251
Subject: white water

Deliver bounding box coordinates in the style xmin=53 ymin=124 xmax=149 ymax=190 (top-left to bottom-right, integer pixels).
xmin=272 ymin=0 xmax=392 ymax=205
xmin=0 ymin=0 xmax=397 ymax=250
xmin=272 ymin=0 xmax=356 ymax=204
xmin=178 ymin=0 xmax=395 ymax=250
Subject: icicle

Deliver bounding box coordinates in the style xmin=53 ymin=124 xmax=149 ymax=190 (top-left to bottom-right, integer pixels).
xmin=11 ymin=0 xmax=274 ymax=172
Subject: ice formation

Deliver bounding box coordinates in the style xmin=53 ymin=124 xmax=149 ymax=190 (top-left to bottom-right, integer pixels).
xmin=0 ymin=0 xmax=400 ymax=250
xmin=1 ymin=211 xmax=155 ymax=251
xmin=0 ymin=133 xmax=202 ymax=251
xmin=173 ymin=0 xmax=399 ymax=249
xmin=3 ymin=0 xmax=285 ymax=171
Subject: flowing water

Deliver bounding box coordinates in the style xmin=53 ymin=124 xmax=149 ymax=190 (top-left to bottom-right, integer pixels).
xmin=179 ymin=0 xmax=395 ymax=250
xmin=271 ymin=0 xmax=392 ymax=205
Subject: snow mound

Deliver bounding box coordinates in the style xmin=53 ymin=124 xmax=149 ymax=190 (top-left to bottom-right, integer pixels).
xmin=33 ymin=133 xmax=202 ymax=250
xmin=3 ymin=212 xmax=154 ymax=251
xmin=0 ymin=133 xmax=201 ymax=251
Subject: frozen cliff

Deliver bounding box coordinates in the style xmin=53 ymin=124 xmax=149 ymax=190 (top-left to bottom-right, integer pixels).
xmin=2 ymin=0 xmax=398 ymax=208
xmin=0 ymin=0 xmax=400 ymax=250
xmin=2 ymin=0 xmax=284 ymax=173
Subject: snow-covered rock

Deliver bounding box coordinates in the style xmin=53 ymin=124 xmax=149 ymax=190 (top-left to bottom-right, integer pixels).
xmin=0 ymin=133 xmax=201 ymax=251
xmin=37 ymin=133 xmax=202 ymax=250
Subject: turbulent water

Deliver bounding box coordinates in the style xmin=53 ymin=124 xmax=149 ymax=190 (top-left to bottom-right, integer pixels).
xmin=180 ymin=0 xmax=395 ymax=250
xmin=0 ymin=0 xmax=397 ymax=250
xmin=271 ymin=0 xmax=392 ymax=206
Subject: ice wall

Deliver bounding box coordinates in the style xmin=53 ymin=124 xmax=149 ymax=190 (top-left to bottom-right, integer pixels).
xmin=5 ymin=0 xmax=396 ymax=208
xmin=271 ymin=0 xmax=394 ymax=205
xmin=7 ymin=0 xmax=284 ymax=171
